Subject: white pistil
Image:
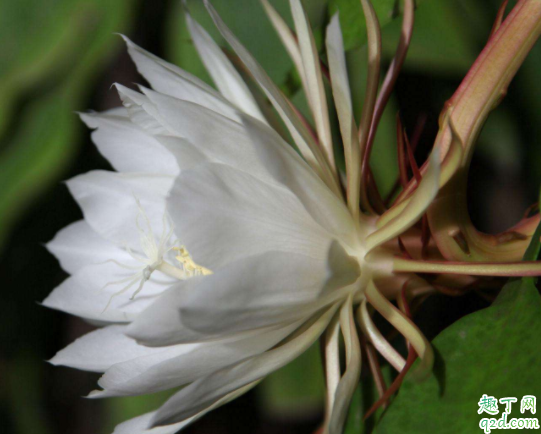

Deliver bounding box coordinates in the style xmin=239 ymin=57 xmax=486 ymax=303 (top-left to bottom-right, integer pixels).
xmin=101 ymin=199 xmax=211 ymax=312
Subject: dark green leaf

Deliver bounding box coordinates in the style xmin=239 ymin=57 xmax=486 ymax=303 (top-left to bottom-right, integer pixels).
xmin=0 ymin=0 xmax=134 ymax=251
xmin=329 ymin=0 xmax=431 ymax=51
xmin=374 ymin=276 xmax=541 ymax=433
xmin=328 ymin=0 xmax=396 ymax=51
xmin=381 ymin=0 xmax=477 ymax=75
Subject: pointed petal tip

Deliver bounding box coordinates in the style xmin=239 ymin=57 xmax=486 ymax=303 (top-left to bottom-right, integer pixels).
xmin=47 ymin=352 xmax=74 ymax=368
xmin=45 ymin=356 xmax=57 ymax=366
xmin=86 ymin=389 xmax=106 ymax=399
xmin=44 ymin=239 xmax=54 ymax=254
xmin=115 ymin=33 xmax=129 ymax=42
xmin=330 ymin=11 xmax=340 ymax=24
xmin=40 ymin=295 xmax=53 ymax=309
xmin=113 ymin=83 xmax=144 ymax=106
xmin=83 ymin=389 xmax=104 ymax=400
xmin=149 ymin=409 xmax=182 ymax=431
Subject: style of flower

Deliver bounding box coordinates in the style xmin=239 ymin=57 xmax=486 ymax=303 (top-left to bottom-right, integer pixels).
xmin=44 ymin=0 xmax=541 ymax=433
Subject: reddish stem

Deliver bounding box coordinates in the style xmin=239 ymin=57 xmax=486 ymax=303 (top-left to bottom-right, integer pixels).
xmin=490 ymin=0 xmax=510 ymax=37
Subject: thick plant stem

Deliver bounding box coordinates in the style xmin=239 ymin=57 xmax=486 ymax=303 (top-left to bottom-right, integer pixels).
xmin=399 ymin=0 xmax=541 ymax=202
xmin=393 ymin=257 xmax=541 ymax=276
xmin=441 ymin=0 xmax=541 ymax=160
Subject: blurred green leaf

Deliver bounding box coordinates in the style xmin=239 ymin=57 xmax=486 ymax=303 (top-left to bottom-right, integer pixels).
xmin=329 ymin=0 xmax=429 ymax=51
xmin=374 ymin=261 xmax=541 ymax=433
xmin=328 ymin=0 xmax=395 ymax=51
xmin=381 ymin=0 xmax=478 ymax=75
xmin=0 ymin=0 xmax=111 ymax=135
xmin=103 ymin=390 xmax=177 ymax=434
xmin=6 ymin=354 xmax=53 ymax=434
xmin=0 ymin=0 xmax=134 ymax=248
xmin=329 ymin=0 xmax=480 ymax=74
xmin=259 ymin=342 xmax=325 ymax=419
xmin=0 ymin=93 xmax=77 ymax=249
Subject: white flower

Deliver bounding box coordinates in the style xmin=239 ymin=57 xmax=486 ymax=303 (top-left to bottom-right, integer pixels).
xmin=44 ymin=0 xmax=496 ymax=433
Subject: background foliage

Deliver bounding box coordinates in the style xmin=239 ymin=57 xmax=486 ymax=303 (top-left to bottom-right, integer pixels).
xmin=0 ymin=0 xmax=540 ymax=433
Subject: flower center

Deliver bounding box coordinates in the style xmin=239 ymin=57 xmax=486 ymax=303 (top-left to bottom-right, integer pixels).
xmin=101 ymin=199 xmax=211 ymax=312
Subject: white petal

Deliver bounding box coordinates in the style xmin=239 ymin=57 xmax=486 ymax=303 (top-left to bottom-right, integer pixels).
xmin=289 ymin=0 xmax=334 ymax=167
xmin=326 ymin=14 xmax=360 ymax=216
xmin=94 ymin=322 xmax=298 ymax=398
xmin=122 ymin=36 xmax=241 ymax=122
xmin=328 ymin=297 xmax=361 ymax=434
xmin=115 ymin=85 xmax=171 ymax=136
xmin=153 ymin=136 xmax=208 ymax=171
xmin=126 ymin=279 xmax=200 ymax=346
xmin=168 ymin=162 xmax=334 ymax=270
xmin=260 ymin=0 xmax=307 ymax=95
xmin=67 ymin=170 xmax=173 ymax=247
xmin=185 ymin=11 xmax=266 ymax=123
xmin=179 ymin=247 xmax=359 ymax=336
xmin=113 ymin=380 xmax=260 ymax=434
xmin=116 ymin=87 xmax=354 ymax=241
xmin=49 ymin=325 xmax=159 ymax=372
xmin=43 ymin=261 xmax=175 ymax=323
xmin=128 ymin=244 xmax=359 ymax=346
xmin=46 ymin=220 xmax=121 ymax=275
xmin=203 ymin=0 xmax=337 ymax=189
xmin=113 ymin=411 xmax=189 ymax=434
xmin=229 ymin=110 xmax=355 ymax=240
xmin=151 ymin=305 xmax=338 ymax=426
xmin=80 ymin=111 xmax=178 ymax=175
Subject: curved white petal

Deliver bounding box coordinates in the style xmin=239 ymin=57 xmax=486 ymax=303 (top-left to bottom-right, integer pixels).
xmin=46 ymin=220 xmax=122 ymax=275
xmin=43 ymin=261 xmax=175 ymax=323
xmin=113 ymin=380 xmax=260 ymax=434
xmin=185 ymin=10 xmax=266 ymax=123
xmin=153 ymin=136 xmax=208 ymax=171
xmin=289 ymin=0 xmax=333 ymax=168
xmin=80 ymin=111 xmax=178 ymax=175
xmin=168 ymin=162 xmax=334 ymax=270
xmin=176 ymin=256 xmax=336 ymax=335
xmin=120 ymin=90 xmax=353 ymax=240
xmin=326 ymin=14 xmax=360 ymax=217
xmin=260 ymin=0 xmax=307 ymax=91
xmin=115 ymin=85 xmax=172 ymax=136
xmin=128 ymin=244 xmax=359 ymax=347
xmin=179 ymin=247 xmax=359 ymax=336
xmin=203 ymin=0 xmax=340 ymax=193
xmin=122 ymin=36 xmax=241 ymax=122
xmin=328 ymin=297 xmax=361 ymax=434
xmin=150 ymin=305 xmax=338 ymax=427
xmin=113 ymin=411 xmax=189 ymax=434
xmin=94 ymin=321 xmax=298 ymax=398
xmin=49 ymin=325 xmax=160 ymax=372
xmin=67 ymin=170 xmax=173 ymax=247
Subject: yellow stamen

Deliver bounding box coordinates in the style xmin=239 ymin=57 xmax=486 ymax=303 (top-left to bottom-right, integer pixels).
xmin=173 ymin=246 xmax=213 ymax=277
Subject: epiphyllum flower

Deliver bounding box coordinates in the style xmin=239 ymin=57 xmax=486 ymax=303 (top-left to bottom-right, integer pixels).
xmin=44 ymin=0 xmax=541 ymax=433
